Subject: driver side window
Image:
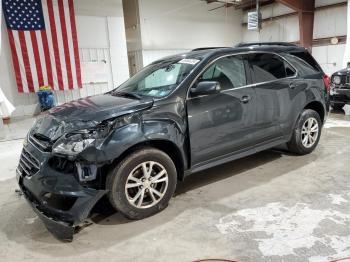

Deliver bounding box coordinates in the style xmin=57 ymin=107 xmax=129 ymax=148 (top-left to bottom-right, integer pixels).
xmin=200 ymin=55 xmax=247 ymax=90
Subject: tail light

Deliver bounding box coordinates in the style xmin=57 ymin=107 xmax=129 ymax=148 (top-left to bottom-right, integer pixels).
xmin=323 ymin=74 xmax=331 ymax=92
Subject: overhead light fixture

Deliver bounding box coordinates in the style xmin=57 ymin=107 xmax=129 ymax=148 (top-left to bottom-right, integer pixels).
xmin=330 ymin=37 xmax=339 ymax=45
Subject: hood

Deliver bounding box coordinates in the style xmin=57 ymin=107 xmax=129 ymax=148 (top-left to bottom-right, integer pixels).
xmin=333 ymin=68 xmax=350 ymax=76
xmin=31 ymin=94 xmax=153 ymax=141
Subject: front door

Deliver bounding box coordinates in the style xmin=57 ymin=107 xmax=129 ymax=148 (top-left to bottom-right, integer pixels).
xmin=187 ymin=55 xmax=256 ymax=166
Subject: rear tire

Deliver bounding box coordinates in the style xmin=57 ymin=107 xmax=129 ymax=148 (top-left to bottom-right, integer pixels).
xmin=287 ymin=109 xmax=322 ymax=155
xmin=106 ymin=148 xmax=177 ymax=220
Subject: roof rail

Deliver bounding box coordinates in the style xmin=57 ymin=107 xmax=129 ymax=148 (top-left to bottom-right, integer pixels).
xmin=235 ymin=42 xmax=298 ymax=48
xmin=191 ymin=47 xmax=228 ymax=51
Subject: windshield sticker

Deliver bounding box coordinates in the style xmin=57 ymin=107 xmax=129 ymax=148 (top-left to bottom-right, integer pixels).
xmin=178 ymin=59 xmax=200 ymax=65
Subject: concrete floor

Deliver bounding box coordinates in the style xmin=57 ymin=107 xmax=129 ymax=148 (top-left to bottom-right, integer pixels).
xmin=0 ymin=112 xmax=350 ymax=262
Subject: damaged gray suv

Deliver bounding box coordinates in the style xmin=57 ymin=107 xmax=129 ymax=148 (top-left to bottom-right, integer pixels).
xmin=17 ymin=43 xmax=329 ymax=241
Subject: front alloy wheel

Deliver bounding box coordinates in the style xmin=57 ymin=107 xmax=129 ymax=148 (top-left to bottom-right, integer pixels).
xmin=107 ymin=148 xmax=177 ymax=220
xmin=125 ymin=161 xmax=169 ymax=209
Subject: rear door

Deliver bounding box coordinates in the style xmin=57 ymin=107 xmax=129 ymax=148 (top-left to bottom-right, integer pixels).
xmin=245 ymin=52 xmax=297 ymax=142
xmin=187 ymin=55 xmax=256 ymax=166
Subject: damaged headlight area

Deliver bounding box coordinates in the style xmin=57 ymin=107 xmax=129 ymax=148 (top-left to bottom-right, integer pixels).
xmin=52 ymin=114 xmax=134 ymax=157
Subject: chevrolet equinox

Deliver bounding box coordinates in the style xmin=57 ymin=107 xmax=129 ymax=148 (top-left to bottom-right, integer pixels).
xmin=17 ymin=42 xmax=330 ymax=241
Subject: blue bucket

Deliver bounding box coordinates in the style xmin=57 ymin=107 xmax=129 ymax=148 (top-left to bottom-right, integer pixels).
xmin=37 ymin=90 xmax=55 ymax=111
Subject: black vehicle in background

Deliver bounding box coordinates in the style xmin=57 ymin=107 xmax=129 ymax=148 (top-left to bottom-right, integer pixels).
xmin=16 ymin=42 xmax=330 ymax=241
xmin=331 ymin=64 xmax=350 ymax=110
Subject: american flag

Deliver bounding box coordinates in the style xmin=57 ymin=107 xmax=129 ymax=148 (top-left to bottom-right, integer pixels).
xmin=3 ymin=0 xmax=82 ymax=93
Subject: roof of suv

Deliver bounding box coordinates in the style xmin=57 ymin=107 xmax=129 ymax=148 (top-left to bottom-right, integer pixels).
xmin=191 ymin=43 xmax=307 ymax=56
xmin=153 ymin=43 xmax=308 ymax=64
xmin=153 ymin=42 xmax=307 ymax=66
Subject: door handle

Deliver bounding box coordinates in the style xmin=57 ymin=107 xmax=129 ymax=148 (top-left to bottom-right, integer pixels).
xmin=240 ymin=95 xmax=251 ymax=104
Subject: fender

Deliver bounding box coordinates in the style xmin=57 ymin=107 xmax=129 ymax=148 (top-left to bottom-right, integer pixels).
xmin=288 ymin=93 xmax=326 ymax=139
xmin=281 ymin=78 xmax=327 ymax=138
xmin=79 ymin=112 xmax=189 ymax=171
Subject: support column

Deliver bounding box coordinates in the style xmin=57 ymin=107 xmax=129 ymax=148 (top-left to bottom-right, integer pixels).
xmin=277 ymin=0 xmax=315 ymax=51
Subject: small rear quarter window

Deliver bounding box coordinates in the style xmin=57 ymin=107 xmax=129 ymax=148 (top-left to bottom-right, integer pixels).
xmin=287 ymin=52 xmax=322 ymax=76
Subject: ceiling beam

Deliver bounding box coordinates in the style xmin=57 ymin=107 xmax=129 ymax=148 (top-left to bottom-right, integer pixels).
xmin=235 ymin=0 xmax=275 ymax=10
xmin=277 ymin=0 xmax=302 ymax=11
xmin=204 ymin=0 xmax=275 ymax=11
xmin=277 ymin=0 xmax=314 ymax=12
xmin=241 ymin=2 xmax=347 ymax=26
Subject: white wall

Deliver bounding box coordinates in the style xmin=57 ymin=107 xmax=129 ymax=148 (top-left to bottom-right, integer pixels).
xmin=242 ymin=0 xmax=348 ymax=75
xmin=242 ymin=3 xmax=297 ymax=43
xmin=313 ymin=44 xmax=346 ymax=75
xmin=0 ymin=0 xmax=129 ymax=117
xmin=134 ymin=0 xmax=243 ymax=67
xmin=313 ymin=2 xmax=347 ymax=39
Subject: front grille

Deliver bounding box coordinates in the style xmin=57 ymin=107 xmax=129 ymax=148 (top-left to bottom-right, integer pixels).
xmin=333 ymin=75 xmax=350 ymax=89
xmin=335 ymin=75 xmax=348 ymax=85
xmin=18 ymin=148 xmax=40 ymax=177
xmin=29 ymin=134 xmax=53 ymax=152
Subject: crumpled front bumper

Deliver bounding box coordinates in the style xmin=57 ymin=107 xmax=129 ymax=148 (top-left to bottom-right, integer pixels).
xmin=17 ymin=142 xmax=107 ymax=241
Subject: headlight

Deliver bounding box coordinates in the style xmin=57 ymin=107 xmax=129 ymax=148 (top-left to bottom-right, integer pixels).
xmin=332 ymin=76 xmax=341 ymax=85
xmin=53 ymin=115 xmax=134 ymax=156
xmin=53 ymin=135 xmax=96 ymax=156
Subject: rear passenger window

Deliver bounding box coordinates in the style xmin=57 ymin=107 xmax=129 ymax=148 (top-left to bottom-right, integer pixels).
xmin=284 ymin=54 xmax=319 ymax=76
xmin=247 ymin=53 xmax=294 ymax=83
xmin=292 ymin=52 xmax=322 ymax=72
xmin=199 ymin=55 xmax=246 ymax=90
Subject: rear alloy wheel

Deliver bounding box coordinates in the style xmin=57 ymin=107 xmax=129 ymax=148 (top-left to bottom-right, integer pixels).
xmin=106 ymin=148 xmax=177 ymax=220
xmin=300 ymin=117 xmax=319 ymax=148
xmin=287 ymin=109 xmax=322 ymax=155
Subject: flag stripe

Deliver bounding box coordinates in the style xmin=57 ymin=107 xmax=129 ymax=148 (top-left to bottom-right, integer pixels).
xmin=40 ymin=30 xmax=54 ymax=88
xmin=58 ymin=0 xmax=73 ymax=90
xmin=68 ymin=0 xmax=82 ymax=88
xmin=24 ymin=32 xmax=39 ymax=91
xmin=36 ymin=31 xmax=48 ymax=85
xmin=18 ymin=31 xmax=35 ymax=93
xmin=47 ymin=0 xmax=64 ymax=90
xmin=12 ymin=31 xmax=29 ymax=93
xmin=30 ymin=31 xmax=45 ymax=87
xmin=52 ymin=0 xmax=68 ymax=90
xmin=41 ymin=0 xmax=58 ymax=90
xmin=7 ymin=30 xmax=23 ymax=93
xmin=64 ymin=0 xmax=78 ymax=89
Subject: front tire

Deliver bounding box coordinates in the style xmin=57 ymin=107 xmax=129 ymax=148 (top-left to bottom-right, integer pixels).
xmin=287 ymin=109 xmax=322 ymax=155
xmin=106 ymin=148 xmax=177 ymax=220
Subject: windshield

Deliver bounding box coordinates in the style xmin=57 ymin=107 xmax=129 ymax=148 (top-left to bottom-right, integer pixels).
xmin=113 ymin=58 xmax=201 ymax=98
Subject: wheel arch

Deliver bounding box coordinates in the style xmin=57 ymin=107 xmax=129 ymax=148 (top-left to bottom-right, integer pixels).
xmin=303 ymin=101 xmax=326 ymax=123
xmin=111 ymin=139 xmax=187 ymax=181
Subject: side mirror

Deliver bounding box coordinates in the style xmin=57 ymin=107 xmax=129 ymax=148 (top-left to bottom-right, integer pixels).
xmin=190 ymin=81 xmax=221 ymax=96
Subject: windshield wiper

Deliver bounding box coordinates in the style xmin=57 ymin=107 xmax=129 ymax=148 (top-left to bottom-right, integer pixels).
xmin=111 ymin=91 xmax=142 ymax=100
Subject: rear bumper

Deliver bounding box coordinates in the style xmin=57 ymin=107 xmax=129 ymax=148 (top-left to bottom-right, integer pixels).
xmin=17 ymin=142 xmax=107 ymax=241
